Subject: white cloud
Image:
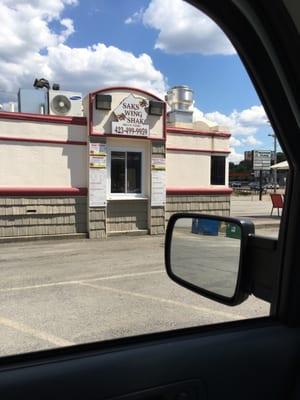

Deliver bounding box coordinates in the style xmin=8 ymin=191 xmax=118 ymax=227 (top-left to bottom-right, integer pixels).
xmin=192 ymin=107 xmax=204 ymax=120
xmin=203 ymin=111 xmax=235 ymax=130
xmin=0 ymin=1 xmax=77 ymax=63
xmin=0 ymin=1 xmax=167 ymax=102
xmin=125 ymin=8 xmax=144 ymax=24
xmin=236 ymin=105 xmax=268 ymax=126
xmin=141 ymin=0 xmax=235 ymax=55
xmin=59 ymin=18 xmax=75 ymax=42
xmin=45 ymin=44 xmax=166 ymax=96
xmin=192 ymin=105 xmax=268 ymax=155
xmin=229 ymin=137 xmax=241 ymax=147
xmin=192 ymin=106 xmax=218 ymax=128
xmin=204 ymin=105 xmax=268 ymax=136
xmin=241 ymin=135 xmax=262 ymax=146
xmin=229 ymin=148 xmax=244 ymax=164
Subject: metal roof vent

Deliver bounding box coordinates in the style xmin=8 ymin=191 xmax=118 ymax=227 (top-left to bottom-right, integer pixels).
xmin=166 ymin=85 xmax=194 ymax=125
xmin=166 ymin=85 xmax=193 ymax=112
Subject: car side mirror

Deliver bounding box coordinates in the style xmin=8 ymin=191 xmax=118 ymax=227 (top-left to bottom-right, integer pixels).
xmin=165 ymin=213 xmax=255 ymax=306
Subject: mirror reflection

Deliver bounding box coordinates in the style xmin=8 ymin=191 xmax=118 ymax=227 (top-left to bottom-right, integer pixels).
xmin=170 ymin=217 xmax=241 ymax=298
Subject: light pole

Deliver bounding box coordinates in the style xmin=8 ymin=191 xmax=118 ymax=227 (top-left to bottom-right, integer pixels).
xmin=268 ymin=133 xmax=277 ymax=193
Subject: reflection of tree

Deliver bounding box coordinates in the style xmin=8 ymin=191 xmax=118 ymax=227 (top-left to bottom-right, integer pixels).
xmin=116 ymin=113 xmax=126 ymax=121
xmin=139 ymin=99 xmax=147 ymax=108
xmin=229 ymin=160 xmax=252 ymax=173
xmin=276 ymin=152 xmax=286 ymax=163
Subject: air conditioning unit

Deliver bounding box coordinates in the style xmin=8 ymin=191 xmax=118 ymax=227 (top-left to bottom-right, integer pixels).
xmin=48 ymin=90 xmax=83 ymax=116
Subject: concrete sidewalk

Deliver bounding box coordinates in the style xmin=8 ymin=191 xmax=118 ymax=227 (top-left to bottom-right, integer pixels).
xmin=231 ymin=194 xmax=281 ymax=231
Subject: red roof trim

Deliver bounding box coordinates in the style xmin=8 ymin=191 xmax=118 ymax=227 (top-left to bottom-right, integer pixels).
xmin=166 ymin=187 xmax=232 ymax=195
xmin=167 ymin=127 xmax=231 ymax=138
xmin=0 ymin=136 xmax=87 ymax=146
xmin=90 ymin=86 xmax=164 ymax=102
xmin=0 ymin=111 xmax=87 ymax=126
xmin=167 ymin=147 xmax=230 ymax=154
xmin=0 ymin=187 xmax=88 ymax=196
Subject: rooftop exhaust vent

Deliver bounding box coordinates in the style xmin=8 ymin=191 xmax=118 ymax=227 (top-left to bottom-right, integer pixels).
xmin=166 ymin=85 xmax=194 ymax=125
xmin=166 ymin=85 xmax=193 ymax=112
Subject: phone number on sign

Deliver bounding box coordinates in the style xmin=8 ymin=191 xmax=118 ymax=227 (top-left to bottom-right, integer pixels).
xmin=113 ymin=124 xmax=149 ymax=136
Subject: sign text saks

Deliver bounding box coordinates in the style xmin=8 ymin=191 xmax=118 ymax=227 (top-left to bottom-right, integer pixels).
xmin=112 ymin=94 xmax=149 ymax=137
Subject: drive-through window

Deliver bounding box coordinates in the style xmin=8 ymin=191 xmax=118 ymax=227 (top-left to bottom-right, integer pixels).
xmin=111 ymin=151 xmax=142 ymax=194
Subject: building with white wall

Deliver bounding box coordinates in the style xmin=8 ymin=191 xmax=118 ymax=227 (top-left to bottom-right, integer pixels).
xmin=0 ymin=85 xmax=232 ymax=239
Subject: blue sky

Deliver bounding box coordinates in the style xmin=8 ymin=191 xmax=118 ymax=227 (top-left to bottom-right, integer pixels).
xmin=0 ymin=0 xmax=277 ymax=162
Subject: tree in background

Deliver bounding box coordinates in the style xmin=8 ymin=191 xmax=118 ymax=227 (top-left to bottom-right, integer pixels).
xmin=276 ymin=152 xmax=286 ymax=164
xmin=229 ymin=160 xmax=252 ymax=173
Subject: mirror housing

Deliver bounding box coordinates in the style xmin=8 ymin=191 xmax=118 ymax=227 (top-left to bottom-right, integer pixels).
xmin=165 ymin=213 xmax=255 ymax=306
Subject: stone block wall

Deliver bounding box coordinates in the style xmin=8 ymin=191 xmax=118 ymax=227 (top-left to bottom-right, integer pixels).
xmin=0 ymin=196 xmax=87 ymax=237
xmin=150 ymin=207 xmax=165 ymax=235
xmin=150 ymin=141 xmax=166 ymax=235
xmin=106 ymin=200 xmax=148 ymax=233
xmin=166 ymin=195 xmax=231 ymax=222
xmin=87 ymin=136 xmax=107 ymax=239
xmin=88 ymin=208 xmax=106 ymax=239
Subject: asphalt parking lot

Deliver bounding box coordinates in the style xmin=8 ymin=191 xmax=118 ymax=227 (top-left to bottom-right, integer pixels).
xmin=0 ymin=230 xmax=272 ymax=357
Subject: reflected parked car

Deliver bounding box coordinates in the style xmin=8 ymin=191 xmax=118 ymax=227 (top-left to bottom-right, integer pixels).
xmin=249 ymin=182 xmax=267 ymax=192
xmin=229 ymin=181 xmax=242 ymax=188
xmin=265 ymin=183 xmax=280 ymax=189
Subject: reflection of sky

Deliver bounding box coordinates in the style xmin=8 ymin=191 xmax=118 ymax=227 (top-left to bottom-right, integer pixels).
xmin=171 ymin=219 xmax=241 ymax=298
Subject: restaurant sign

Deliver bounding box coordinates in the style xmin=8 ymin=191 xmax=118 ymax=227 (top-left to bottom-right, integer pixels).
xmin=112 ymin=94 xmax=149 ymax=137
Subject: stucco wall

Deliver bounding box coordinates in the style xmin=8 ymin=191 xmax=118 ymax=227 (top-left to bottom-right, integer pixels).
xmin=166 ymin=128 xmax=230 ymax=189
xmin=167 ymin=133 xmax=211 ymax=149
xmin=166 ymin=152 xmax=211 ymax=187
xmin=0 ymin=119 xmax=86 ymax=142
xmin=0 ymin=141 xmax=87 ymax=187
xmin=167 ymin=133 xmax=229 ymax=152
xmin=0 ymin=117 xmax=87 ymax=189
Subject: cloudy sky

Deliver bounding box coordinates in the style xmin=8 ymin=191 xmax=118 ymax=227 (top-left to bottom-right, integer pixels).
xmin=0 ymin=0 xmax=276 ymax=163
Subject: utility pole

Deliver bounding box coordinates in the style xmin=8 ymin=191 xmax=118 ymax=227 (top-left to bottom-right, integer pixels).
xmin=259 ymin=169 xmax=263 ymax=201
xmin=268 ymin=133 xmax=277 ymax=193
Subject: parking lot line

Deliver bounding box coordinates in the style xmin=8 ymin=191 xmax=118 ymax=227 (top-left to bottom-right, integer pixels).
xmin=0 ymin=316 xmax=74 ymax=347
xmin=0 ymin=270 xmax=163 ymax=293
xmin=78 ymin=282 xmax=246 ymax=321
xmin=84 ymin=270 xmax=163 ymax=283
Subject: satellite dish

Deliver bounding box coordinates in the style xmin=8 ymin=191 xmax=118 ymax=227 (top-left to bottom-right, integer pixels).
xmin=51 ymin=95 xmax=71 ymax=115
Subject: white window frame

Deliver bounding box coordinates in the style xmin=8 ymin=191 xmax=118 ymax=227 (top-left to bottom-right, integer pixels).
xmin=107 ymin=147 xmax=146 ymax=200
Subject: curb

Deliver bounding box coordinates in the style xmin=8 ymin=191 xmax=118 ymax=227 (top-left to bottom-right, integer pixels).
xmin=0 ymin=233 xmax=87 ymax=244
xmin=107 ymin=229 xmax=149 ymax=237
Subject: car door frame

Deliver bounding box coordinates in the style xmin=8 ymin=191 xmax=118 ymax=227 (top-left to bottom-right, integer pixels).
xmin=189 ymin=0 xmax=300 ymax=325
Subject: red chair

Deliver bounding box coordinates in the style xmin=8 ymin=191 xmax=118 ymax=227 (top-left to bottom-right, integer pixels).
xmin=270 ymin=193 xmax=284 ymax=216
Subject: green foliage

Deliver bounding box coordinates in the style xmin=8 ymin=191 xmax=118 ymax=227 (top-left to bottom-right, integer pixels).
xmin=276 ymin=152 xmax=286 ymax=163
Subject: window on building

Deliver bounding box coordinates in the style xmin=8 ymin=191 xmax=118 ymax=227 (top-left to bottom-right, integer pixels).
xmin=211 ymin=156 xmax=226 ymax=185
xmin=111 ymin=151 xmax=142 ymax=193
